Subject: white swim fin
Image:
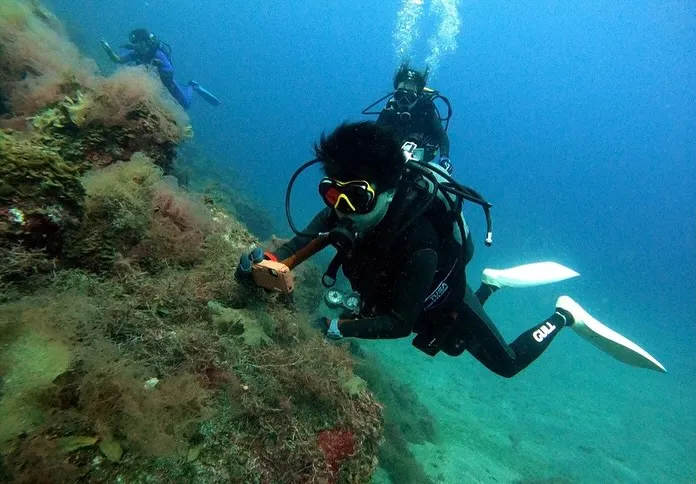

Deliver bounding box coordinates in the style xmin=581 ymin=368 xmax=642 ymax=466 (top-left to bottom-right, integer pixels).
xmin=482 ymin=262 xmax=580 ymax=288
xmin=556 ymin=296 xmax=666 ymax=373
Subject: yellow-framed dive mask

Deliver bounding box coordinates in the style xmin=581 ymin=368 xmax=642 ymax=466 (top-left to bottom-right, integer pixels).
xmin=318 ymin=178 xmax=377 ymax=214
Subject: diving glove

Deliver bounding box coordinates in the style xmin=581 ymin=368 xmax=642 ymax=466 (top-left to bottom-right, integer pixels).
xmin=312 ymin=317 xmax=344 ymax=340
xmin=99 ymin=39 xmax=120 ymax=63
xmin=234 ymin=247 xmax=265 ymax=284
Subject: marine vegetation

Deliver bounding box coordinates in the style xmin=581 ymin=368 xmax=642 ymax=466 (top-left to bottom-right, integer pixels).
xmin=0 ymin=147 xmax=385 ymax=482
xmin=0 ymin=2 xmax=385 ymax=482
xmin=0 ymin=130 xmax=84 ymax=254
xmin=0 ymin=0 xmax=189 ymax=172
xmin=0 ymin=2 xmax=442 ymax=482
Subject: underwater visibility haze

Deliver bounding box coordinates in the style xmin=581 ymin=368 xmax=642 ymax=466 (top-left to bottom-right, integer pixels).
xmin=0 ymin=0 xmax=694 ymax=482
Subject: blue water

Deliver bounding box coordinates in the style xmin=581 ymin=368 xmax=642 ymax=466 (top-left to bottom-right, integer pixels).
xmin=46 ymin=0 xmax=696 ymax=481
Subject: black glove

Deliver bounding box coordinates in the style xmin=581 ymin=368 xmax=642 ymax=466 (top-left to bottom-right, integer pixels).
xmin=234 ymin=246 xmax=265 ymax=284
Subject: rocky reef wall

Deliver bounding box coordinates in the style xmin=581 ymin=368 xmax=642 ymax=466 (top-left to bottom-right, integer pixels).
xmin=0 ymin=2 xmax=384 ymax=482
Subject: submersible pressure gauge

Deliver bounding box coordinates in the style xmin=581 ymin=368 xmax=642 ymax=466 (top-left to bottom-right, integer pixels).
xmin=324 ymin=289 xmax=345 ymax=308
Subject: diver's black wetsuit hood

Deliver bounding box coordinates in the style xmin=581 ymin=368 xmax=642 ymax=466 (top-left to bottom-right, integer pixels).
xmin=284 ymin=158 xmax=493 ymax=286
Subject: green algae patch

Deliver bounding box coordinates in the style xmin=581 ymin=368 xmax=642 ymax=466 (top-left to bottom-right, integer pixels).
xmin=342 ymin=374 xmax=368 ymax=398
xmin=186 ymin=445 xmax=202 ymax=463
xmin=0 ymin=131 xmax=85 ymax=211
xmin=0 ymin=329 xmax=71 ymax=442
xmin=62 ymin=154 xmax=160 ymax=271
xmin=57 ymin=436 xmax=98 ymax=453
xmin=207 ymin=301 xmax=273 ymax=347
xmin=98 ymin=438 xmax=123 ymax=462
xmin=0 ymin=131 xmax=85 ymax=252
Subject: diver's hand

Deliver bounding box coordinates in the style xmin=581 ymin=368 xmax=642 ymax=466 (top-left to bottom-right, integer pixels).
xmin=234 ymin=246 xmax=265 ymax=286
xmin=151 ymin=58 xmax=164 ymax=67
xmin=100 ymin=39 xmax=120 ymax=63
xmin=312 ymin=317 xmax=343 ymax=340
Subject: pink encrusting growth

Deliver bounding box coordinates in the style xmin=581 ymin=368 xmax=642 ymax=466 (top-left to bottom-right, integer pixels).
xmin=317 ymin=429 xmax=356 ymax=482
xmin=132 ymin=182 xmax=211 ymax=267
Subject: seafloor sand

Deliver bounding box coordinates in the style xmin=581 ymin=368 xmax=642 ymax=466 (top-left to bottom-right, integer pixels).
xmin=362 ymin=305 xmax=695 ymax=483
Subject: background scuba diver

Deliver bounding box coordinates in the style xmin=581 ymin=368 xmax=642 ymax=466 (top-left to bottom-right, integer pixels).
xmin=236 ymin=121 xmax=665 ymax=377
xmin=363 ymin=63 xmax=454 ymax=175
xmin=99 ymin=28 xmax=221 ymax=110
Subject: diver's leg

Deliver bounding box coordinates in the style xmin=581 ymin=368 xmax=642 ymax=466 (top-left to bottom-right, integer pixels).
xmin=474 ymin=283 xmax=498 ymax=306
xmin=462 ymin=284 xmax=569 ymax=377
xmin=167 ymin=79 xmax=192 ymax=109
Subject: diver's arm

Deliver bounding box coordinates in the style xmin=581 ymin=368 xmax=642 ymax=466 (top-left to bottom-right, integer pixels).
xmin=271 ymin=208 xmax=335 ymax=261
xmin=338 ymin=248 xmax=438 ymax=339
xmin=100 ymin=39 xmax=131 ymax=64
xmin=430 ymin=107 xmax=450 ymax=157
xmin=153 ymin=50 xmax=174 ymax=82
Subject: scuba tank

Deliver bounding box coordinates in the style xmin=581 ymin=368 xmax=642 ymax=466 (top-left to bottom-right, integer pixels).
xmin=157 ymin=38 xmax=173 ymax=62
xmin=395 ymin=141 xmax=490 ymax=250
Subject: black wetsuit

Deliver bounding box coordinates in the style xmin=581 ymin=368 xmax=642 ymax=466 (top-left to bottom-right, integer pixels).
xmin=376 ymin=95 xmax=450 ymax=163
xmin=273 ymin=199 xmax=568 ymax=378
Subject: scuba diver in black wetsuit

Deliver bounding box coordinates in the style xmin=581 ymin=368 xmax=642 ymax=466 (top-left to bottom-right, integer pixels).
xmin=236 ymin=122 xmax=666 ymax=376
xmin=100 ymin=28 xmax=221 ymax=110
xmin=364 ymin=63 xmax=454 ymax=175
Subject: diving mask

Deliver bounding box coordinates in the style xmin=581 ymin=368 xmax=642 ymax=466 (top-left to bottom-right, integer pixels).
xmin=130 ymin=31 xmax=155 ymax=44
xmin=394 ymin=89 xmax=419 ymax=111
xmin=319 ymin=178 xmax=376 ymax=214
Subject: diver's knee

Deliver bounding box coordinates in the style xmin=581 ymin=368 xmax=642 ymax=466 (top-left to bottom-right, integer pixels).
xmin=493 ymin=365 xmax=518 ymax=379
xmin=441 ymin=337 xmax=468 ymax=356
